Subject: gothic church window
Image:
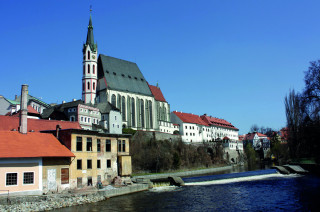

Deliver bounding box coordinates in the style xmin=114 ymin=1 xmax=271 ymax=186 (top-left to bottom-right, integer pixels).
xmin=132 ymin=97 xmax=135 ymax=127
xmin=122 ymin=96 xmax=126 ymax=121
xmin=111 ymin=94 xmax=116 ymax=107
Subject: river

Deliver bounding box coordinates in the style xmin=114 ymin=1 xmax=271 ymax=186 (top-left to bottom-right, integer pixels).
xmin=55 ymin=166 xmax=320 ymax=211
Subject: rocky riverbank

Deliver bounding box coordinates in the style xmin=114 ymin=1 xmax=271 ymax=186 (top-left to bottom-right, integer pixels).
xmin=0 ymin=184 xmax=148 ymax=212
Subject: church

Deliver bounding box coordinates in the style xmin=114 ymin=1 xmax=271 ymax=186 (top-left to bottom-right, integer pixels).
xmin=82 ymin=14 xmax=173 ymax=132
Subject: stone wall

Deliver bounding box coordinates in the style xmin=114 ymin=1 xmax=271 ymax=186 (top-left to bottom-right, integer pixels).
xmin=132 ymin=130 xmax=181 ymax=142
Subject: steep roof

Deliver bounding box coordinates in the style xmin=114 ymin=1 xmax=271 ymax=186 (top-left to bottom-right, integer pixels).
xmin=173 ymin=111 xmax=208 ymax=126
xmin=96 ymin=102 xmax=119 ymax=114
xmin=98 ymin=54 xmax=152 ymax=96
xmin=42 ymin=100 xmax=84 ymax=119
xmin=243 ymin=132 xmax=267 ymax=140
xmin=85 ymin=14 xmax=97 ymax=52
xmin=148 ymin=84 xmax=166 ymax=102
xmin=7 ymin=105 xmax=40 ymax=117
xmin=0 ymin=115 xmax=81 ymax=132
xmin=15 ymin=94 xmax=51 ymax=108
xmin=200 ymin=115 xmax=238 ymax=130
xmin=0 ymin=131 xmax=74 ymax=158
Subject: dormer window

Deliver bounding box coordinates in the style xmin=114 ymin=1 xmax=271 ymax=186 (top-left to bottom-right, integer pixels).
xmin=87 ymin=51 xmax=90 ymax=60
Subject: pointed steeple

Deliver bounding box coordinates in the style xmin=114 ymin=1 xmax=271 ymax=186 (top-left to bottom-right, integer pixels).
xmin=85 ymin=13 xmax=97 ymax=52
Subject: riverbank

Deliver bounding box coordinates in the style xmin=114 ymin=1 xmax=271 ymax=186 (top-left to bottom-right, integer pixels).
xmin=0 ymin=184 xmax=149 ymax=212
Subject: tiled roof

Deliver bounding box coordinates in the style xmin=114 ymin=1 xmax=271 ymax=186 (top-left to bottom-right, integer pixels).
xmin=173 ymin=111 xmax=208 ymax=126
xmin=0 ymin=131 xmax=74 ymax=158
xmin=15 ymin=94 xmax=51 ymax=108
xmin=0 ymin=115 xmax=81 ymax=132
xmin=9 ymin=106 xmax=40 ymax=117
xmin=98 ymin=54 xmax=152 ymax=96
xmin=200 ymin=115 xmax=238 ymax=130
xmin=243 ymin=132 xmax=267 ymax=140
xmin=148 ymin=85 xmax=166 ymax=102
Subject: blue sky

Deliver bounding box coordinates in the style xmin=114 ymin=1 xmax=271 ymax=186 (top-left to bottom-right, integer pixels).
xmin=1 ymin=0 xmax=319 ymax=134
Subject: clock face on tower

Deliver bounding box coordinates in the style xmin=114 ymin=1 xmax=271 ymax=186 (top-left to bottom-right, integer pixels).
xmin=92 ymin=55 xmax=96 ymax=59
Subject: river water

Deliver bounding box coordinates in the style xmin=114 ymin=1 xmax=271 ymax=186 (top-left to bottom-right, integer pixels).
xmin=55 ymin=167 xmax=320 ymax=212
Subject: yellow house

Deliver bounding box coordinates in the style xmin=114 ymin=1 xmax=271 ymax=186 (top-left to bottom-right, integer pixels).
xmin=46 ymin=129 xmax=132 ymax=189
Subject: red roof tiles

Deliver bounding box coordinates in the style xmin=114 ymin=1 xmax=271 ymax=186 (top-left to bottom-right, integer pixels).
xmin=173 ymin=111 xmax=209 ymax=126
xmin=243 ymin=132 xmax=267 ymax=140
xmin=148 ymin=85 xmax=167 ymax=102
xmin=0 ymin=115 xmax=81 ymax=132
xmin=200 ymin=115 xmax=238 ymax=130
xmin=0 ymin=131 xmax=74 ymax=158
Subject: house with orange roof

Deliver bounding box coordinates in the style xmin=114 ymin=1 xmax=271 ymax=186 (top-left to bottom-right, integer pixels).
xmin=243 ymin=132 xmax=270 ymax=158
xmin=171 ymin=111 xmax=211 ymax=142
xmin=200 ymin=114 xmax=239 ymax=141
xmin=0 ymin=131 xmax=75 ymax=196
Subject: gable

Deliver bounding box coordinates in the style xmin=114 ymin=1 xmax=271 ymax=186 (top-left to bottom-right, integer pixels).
xmin=97 ymin=54 xmax=152 ymax=96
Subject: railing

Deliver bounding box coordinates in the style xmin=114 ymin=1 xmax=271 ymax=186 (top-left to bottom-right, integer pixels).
xmin=0 ymin=190 xmax=10 ymax=204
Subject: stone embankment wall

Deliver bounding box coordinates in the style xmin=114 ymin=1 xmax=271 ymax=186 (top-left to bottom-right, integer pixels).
xmin=132 ymin=131 xmax=181 ymax=142
xmin=0 ymin=184 xmax=148 ymax=212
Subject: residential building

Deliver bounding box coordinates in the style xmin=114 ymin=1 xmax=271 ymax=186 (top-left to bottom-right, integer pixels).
xmin=200 ymin=114 xmax=239 ymax=141
xmin=0 ymin=95 xmax=20 ymax=115
xmin=171 ymin=111 xmax=210 ymax=143
xmin=13 ymin=94 xmax=51 ymax=114
xmin=0 ymin=131 xmax=74 ymax=196
xmin=6 ymin=105 xmax=41 ymax=119
xmin=44 ymin=129 xmax=132 ymax=188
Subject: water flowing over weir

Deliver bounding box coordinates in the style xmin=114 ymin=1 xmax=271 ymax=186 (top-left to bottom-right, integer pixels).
xmin=183 ymin=169 xmax=300 ymax=186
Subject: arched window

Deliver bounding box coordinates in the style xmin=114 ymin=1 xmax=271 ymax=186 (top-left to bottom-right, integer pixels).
xmin=141 ymin=99 xmax=144 ymax=128
xmin=93 ymin=82 xmax=95 ymax=90
xmin=87 ymin=64 xmax=90 ymax=74
xmin=117 ymin=94 xmax=121 ymax=109
xmin=122 ymin=96 xmax=126 ymax=121
xmin=164 ymin=107 xmax=167 ymax=121
xmin=87 ymin=82 xmax=90 ymax=90
xmin=87 ymin=51 xmax=90 ymax=60
xmin=111 ymin=94 xmax=116 ymax=107
xmin=82 ymin=83 xmax=85 ymax=91
xmin=93 ymin=65 xmax=95 ymax=74
xmin=131 ymin=97 xmax=135 ymax=127
xmin=83 ymin=65 xmax=85 ymax=75
xmin=149 ymin=100 xmax=153 ymax=129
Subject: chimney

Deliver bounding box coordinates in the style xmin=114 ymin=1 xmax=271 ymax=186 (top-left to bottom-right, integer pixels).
xmin=19 ymin=84 xmax=28 ymax=134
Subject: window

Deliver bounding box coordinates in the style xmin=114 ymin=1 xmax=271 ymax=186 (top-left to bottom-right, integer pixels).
xmin=87 ymin=160 xmax=92 ymax=169
xmin=76 ymin=137 xmax=82 ymax=151
xmin=97 ymin=139 xmax=101 ymax=152
xmin=87 ymin=137 xmax=92 ymax=151
xmin=93 ymin=82 xmax=95 ymax=90
xmin=107 ymin=159 xmax=111 ymax=168
xmin=81 ymin=117 xmax=83 ymax=122
xmin=6 ymin=173 xmax=18 ymax=186
xmin=87 ymin=51 xmax=90 ymax=60
xmin=111 ymin=94 xmax=116 ymax=107
xmin=88 ymin=118 xmax=91 ymax=123
xmin=82 ymin=83 xmax=85 ymax=91
xmin=77 ymin=159 xmax=82 ymax=170
xmin=185 ymin=126 xmax=187 ymax=129
xmin=23 ymin=172 xmax=34 ymax=184
xmin=115 ymin=116 xmax=117 ymax=120
xmin=97 ymin=160 xmax=101 ymax=169
xmin=106 ymin=139 xmax=111 ymax=152
xmin=87 ymin=82 xmax=90 ymax=90
xmin=122 ymin=140 xmax=126 ymax=152
xmin=93 ymin=65 xmax=95 ymax=74
xmin=186 ymin=133 xmax=188 ymax=136
xmin=61 ymin=168 xmax=69 ymax=184
xmin=118 ymin=140 xmax=121 ymax=152
xmin=83 ymin=65 xmax=85 ymax=75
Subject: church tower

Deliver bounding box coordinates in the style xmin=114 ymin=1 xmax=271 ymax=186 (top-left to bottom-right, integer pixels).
xmin=82 ymin=13 xmax=98 ymax=104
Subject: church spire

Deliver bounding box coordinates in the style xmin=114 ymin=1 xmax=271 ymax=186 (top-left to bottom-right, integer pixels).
xmin=85 ymin=10 xmax=97 ymax=52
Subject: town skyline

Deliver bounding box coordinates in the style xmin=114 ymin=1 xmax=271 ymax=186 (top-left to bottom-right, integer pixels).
xmin=1 ymin=0 xmax=319 ymax=134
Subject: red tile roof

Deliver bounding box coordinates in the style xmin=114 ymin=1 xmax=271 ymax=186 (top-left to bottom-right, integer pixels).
xmin=200 ymin=115 xmax=238 ymax=130
xmin=0 ymin=131 xmax=75 ymax=158
xmin=0 ymin=115 xmax=81 ymax=132
xmin=7 ymin=106 xmax=40 ymax=117
xmin=243 ymin=132 xmax=268 ymax=140
xmin=148 ymin=84 xmax=167 ymax=102
xmin=173 ymin=111 xmax=209 ymax=126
